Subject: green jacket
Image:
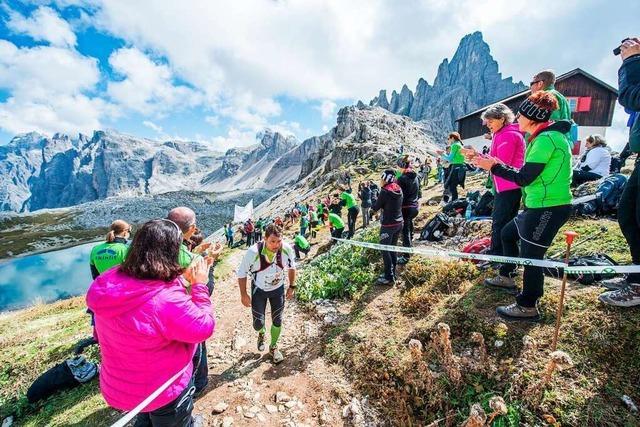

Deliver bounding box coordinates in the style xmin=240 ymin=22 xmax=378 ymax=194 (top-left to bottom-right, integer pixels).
xmin=522 ymin=122 xmax=573 ymax=208
xmin=448 ymin=142 xmax=465 ymax=165
xmin=340 ymin=191 xmax=357 ymax=209
xmin=179 ymin=243 xmax=198 ymax=268
xmin=294 ymin=234 xmax=310 ymax=250
xmin=90 ymin=240 xmax=129 ymax=275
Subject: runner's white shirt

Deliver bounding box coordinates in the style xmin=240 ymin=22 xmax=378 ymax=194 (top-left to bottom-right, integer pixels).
xmin=236 ymin=242 xmax=296 ymax=292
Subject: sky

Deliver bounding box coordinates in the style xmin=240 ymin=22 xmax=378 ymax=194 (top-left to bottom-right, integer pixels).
xmin=0 ymin=0 xmax=637 ymax=151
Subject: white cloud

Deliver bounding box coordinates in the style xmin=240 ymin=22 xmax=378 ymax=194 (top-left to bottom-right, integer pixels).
xmin=0 ymin=40 xmax=111 ymax=135
xmin=6 ymin=6 xmax=77 ymax=48
xmin=142 ymin=120 xmax=163 ymax=134
xmin=317 ymin=100 xmax=337 ymax=122
xmin=205 ymin=115 xmax=220 ymax=127
xmin=107 ymin=47 xmax=201 ymax=114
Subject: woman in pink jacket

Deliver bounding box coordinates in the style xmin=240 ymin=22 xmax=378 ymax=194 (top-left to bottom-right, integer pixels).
xmin=465 ymin=103 xmax=525 ymax=257
xmin=87 ymin=219 xmax=215 ymax=426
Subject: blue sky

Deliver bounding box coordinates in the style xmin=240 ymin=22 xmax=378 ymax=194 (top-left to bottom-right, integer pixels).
xmin=0 ymin=0 xmax=638 ymax=150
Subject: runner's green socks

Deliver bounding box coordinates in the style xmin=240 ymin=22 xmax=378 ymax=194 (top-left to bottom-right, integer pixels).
xmin=270 ymin=325 xmax=282 ymax=348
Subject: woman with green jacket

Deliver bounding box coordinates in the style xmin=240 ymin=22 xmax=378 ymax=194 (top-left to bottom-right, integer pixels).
xmin=474 ymin=91 xmax=572 ymax=321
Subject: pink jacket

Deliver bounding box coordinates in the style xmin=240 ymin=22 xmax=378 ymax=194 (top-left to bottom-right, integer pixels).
xmin=86 ymin=267 xmax=215 ymax=412
xmin=490 ymin=123 xmax=525 ymax=193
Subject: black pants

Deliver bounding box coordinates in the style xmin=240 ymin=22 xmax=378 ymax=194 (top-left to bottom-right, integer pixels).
xmin=572 ymin=170 xmax=602 ymax=187
xmin=380 ymin=223 xmax=403 ymax=280
xmin=192 ymin=343 xmax=208 ymax=393
xmin=490 ymin=189 xmax=522 ymax=256
xmin=294 ymin=244 xmax=310 ymax=259
xmin=134 ymin=380 xmax=195 ymax=427
xmin=310 ymin=221 xmax=318 ymax=238
xmin=347 ymin=207 xmax=359 ymax=238
xmin=401 ymin=206 xmax=419 ymax=255
xmin=254 ymin=231 xmax=262 ymax=242
xmin=251 ymin=284 xmax=285 ymax=331
xmin=226 ymin=236 xmax=233 ymax=248
xmin=246 ymin=232 xmax=253 ymax=247
xmin=361 ymin=206 xmax=371 ymax=228
xmin=618 ymin=160 xmax=640 ymax=283
xmin=499 ymin=205 xmax=571 ymax=307
xmin=331 ymin=227 xmax=344 ymax=239
xmin=445 ymin=165 xmax=465 ymax=201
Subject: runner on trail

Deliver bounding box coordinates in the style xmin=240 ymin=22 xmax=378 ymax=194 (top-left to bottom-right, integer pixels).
xmin=328 ymin=212 xmax=346 ymax=239
xmin=237 ymin=224 xmax=297 ymax=364
xmin=89 ymin=219 xmax=131 ymax=279
xmin=309 ymin=208 xmax=319 ymax=238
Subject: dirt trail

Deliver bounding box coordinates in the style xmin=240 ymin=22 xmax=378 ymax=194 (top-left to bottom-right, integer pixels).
xmin=192 ymin=249 xmax=358 ymax=427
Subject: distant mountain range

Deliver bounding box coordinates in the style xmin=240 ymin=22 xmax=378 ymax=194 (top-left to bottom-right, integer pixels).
xmin=0 ymin=31 xmax=525 ymax=214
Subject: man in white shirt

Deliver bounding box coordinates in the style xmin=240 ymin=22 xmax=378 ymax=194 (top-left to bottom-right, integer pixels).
xmin=237 ymin=224 xmax=296 ymax=363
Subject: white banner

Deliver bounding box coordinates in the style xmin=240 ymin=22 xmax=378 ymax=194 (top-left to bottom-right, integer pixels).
xmin=233 ymin=199 xmax=254 ymax=223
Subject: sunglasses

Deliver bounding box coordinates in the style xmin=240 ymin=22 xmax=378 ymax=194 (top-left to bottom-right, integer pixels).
xmin=529 ymin=80 xmax=541 ymax=87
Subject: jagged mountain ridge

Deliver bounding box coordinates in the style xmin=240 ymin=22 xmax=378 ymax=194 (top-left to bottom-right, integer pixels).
xmin=368 ymin=31 xmax=526 ymax=133
xmin=0 ymin=129 xmax=299 ymax=213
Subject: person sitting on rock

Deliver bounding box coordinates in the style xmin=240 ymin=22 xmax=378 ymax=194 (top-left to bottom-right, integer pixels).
xmin=572 ymin=134 xmax=611 ymax=187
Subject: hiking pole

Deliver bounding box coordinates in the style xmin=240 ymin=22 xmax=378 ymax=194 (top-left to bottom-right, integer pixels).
xmin=551 ymin=231 xmax=579 ymax=351
xmin=548 ymin=226 xmax=606 ymax=259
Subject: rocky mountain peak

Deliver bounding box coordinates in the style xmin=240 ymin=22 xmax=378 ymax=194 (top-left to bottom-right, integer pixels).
xmin=367 ymin=31 xmax=526 ymax=133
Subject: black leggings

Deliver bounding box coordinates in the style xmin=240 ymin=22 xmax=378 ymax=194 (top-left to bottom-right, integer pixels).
xmin=401 ymin=206 xmax=419 ymax=253
xmin=490 ymin=189 xmax=522 ymax=256
xmin=134 ymin=379 xmax=195 ymax=427
xmin=331 ymin=227 xmax=344 ymax=239
xmin=618 ymin=160 xmax=640 ymax=283
xmin=499 ymin=205 xmax=571 ymax=307
xmin=380 ymin=223 xmax=403 ymax=280
xmin=251 ymin=284 xmax=285 ymax=331
xmin=572 ymin=170 xmax=602 ymax=187
xmin=445 ymin=165 xmax=465 ymax=201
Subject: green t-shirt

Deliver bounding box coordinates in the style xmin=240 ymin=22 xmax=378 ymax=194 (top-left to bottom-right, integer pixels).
xmin=310 ymin=211 xmax=318 ymax=222
xmin=545 ymin=86 xmax=572 ymax=121
xmin=340 ymin=191 xmax=357 ymax=209
xmin=294 ymin=235 xmax=310 ymax=250
xmin=90 ymin=241 xmax=129 ymax=274
xmin=450 ymin=142 xmax=465 ymax=165
xmin=300 ymin=216 xmax=309 ymax=227
xmin=316 ymin=204 xmax=325 ymax=215
xmin=522 ymin=130 xmax=573 ymax=208
xmin=328 ymin=213 xmax=345 ymax=229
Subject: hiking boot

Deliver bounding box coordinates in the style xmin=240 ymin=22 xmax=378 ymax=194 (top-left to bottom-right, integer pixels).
xmin=397 ymin=256 xmax=409 ymax=265
xmin=598 ymin=285 xmax=640 ymax=307
xmin=375 ymin=276 xmax=395 ymax=286
xmin=484 ymin=275 xmax=517 ymax=290
xmin=270 ymin=346 xmax=284 ymax=364
xmin=257 ymin=332 xmax=266 ymax=352
xmin=496 ymin=303 xmax=541 ymax=321
xmin=600 ymin=277 xmax=629 ymax=291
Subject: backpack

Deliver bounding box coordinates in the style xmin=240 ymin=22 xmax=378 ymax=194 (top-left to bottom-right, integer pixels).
xmin=418 ymin=213 xmax=453 ymax=241
xmin=256 ymin=241 xmax=284 ymax=272
xmin=442 ymin=199 xmax=469 ymax=217
xmin=609 ymin=156 xmax=622 ymax=174
xmin=596 ymin=174 xmax=627 ymax=214
xmin=245 ymin=222 xmax=254 ymax=233
xmin=543 ymin=253 xmax=618 ymax=285
xmin=473 ymin=191 xmax=494 ymax=217
xmin=462 ymin=237 xmax=492 ymax=263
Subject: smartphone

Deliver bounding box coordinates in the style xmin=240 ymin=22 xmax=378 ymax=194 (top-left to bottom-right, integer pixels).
xmin=613 ymin=38 xmax=631 ymax=56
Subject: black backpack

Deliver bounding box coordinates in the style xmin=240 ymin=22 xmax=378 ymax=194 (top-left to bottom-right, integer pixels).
xmin=543 ymin=254 xmax=618 ymax=285
xmin=442 ymin=199 xmax=469 ymax=217
xmin=419 ymin=213 xmax=453 ymax=241
xmin=27 ymin=356 xmax=98 ymax=403
xmin=473 ymin=191 xmax=494 ymax=217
